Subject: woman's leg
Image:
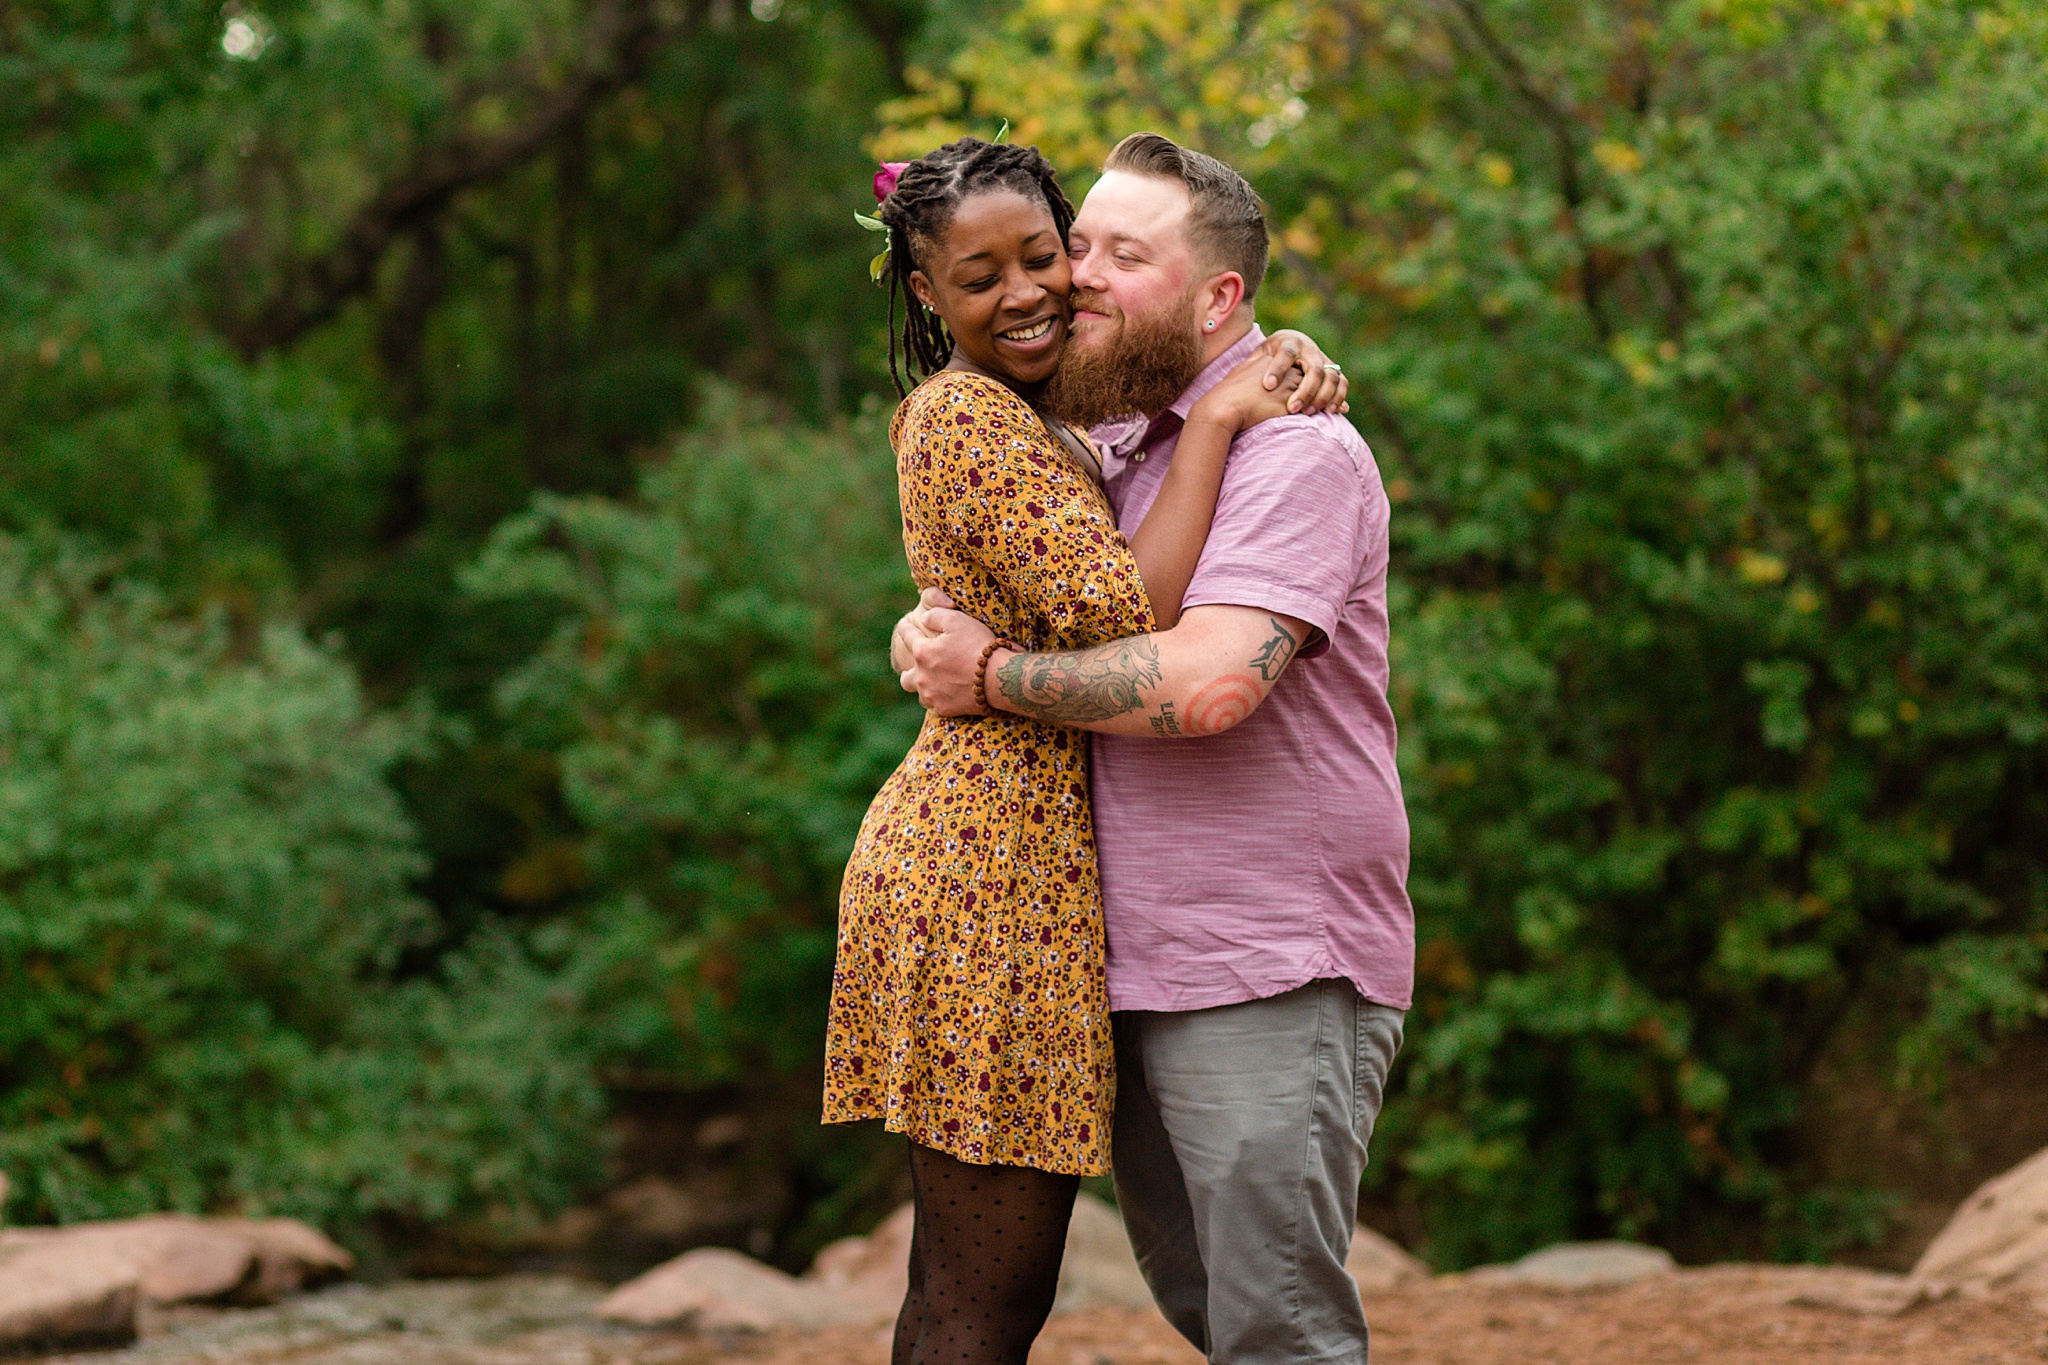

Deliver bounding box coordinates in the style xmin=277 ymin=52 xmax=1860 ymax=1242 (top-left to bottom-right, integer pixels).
xmin=892 ymin=1211 xmax=928 ymax=1365
xmin=892 ymin=1141 xmax=1080 ymax=1365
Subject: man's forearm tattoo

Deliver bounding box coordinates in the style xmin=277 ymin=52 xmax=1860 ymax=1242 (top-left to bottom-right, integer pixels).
xmin=1250 ymin=617 xmax=1301 ymax=682
xmin=1149 ymin=701 xmax=1183 ymax=738
xmin=996 ymin=636 xmax=1163 ymax=724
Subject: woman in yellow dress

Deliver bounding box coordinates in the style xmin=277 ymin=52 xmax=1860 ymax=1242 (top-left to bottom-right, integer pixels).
xmin=822 ymin=137 xmax=1341 ymax=1365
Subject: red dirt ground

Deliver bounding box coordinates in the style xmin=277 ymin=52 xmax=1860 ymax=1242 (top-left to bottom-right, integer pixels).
xmin=752 ymin=1272 xmax=2048 ymax=1365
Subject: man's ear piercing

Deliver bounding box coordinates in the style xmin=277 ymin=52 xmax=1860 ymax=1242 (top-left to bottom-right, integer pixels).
xmin=1205 ymin=320 xmax=1216 ymax=330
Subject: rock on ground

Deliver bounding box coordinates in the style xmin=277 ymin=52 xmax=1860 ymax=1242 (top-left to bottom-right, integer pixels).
xmin=222 ymin=1219 xmax=356 ymax=1301
xmin=598 ymin=1193 xmax=1151 ymax=1330
xmin=1464 ymin=1240 xmax=1677 ymax=1289
xmin=0 ymin=1235 xmax=141 ymax=1354
xmin=1675 ymin=1263 xmax=1922 ymax=1317
xmin=1 ymin=1218 xmax=257 ymax=1305
xmin=1347 ymin=1225 xmax=1429 ymax=1294
xmin=0 ymin=1215 xmax=351 ymax=1354
xmin=1052 ymin=1195 xmax=1153 ymax=1314
xmin=598 ymin=1248 xmax=863 ymax=1332
xmin=1911 ymin=1140 xmax=2048 ymax=1302
xmin=804 ymin=1201 xmax=913 ymax=1323
xmin=598 ymin=1200 xmax=922 ymax=1331
xmin=0 ymin=1216 xmax=351 ymax=1308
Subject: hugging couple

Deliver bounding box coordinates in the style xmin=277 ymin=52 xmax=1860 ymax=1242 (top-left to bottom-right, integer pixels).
xmin=823 ymin=131 xmax=1414 ymax=1365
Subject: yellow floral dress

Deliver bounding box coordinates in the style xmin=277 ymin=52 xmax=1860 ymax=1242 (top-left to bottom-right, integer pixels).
xmin=823 ymin=369 xmax=1154 ymax=1176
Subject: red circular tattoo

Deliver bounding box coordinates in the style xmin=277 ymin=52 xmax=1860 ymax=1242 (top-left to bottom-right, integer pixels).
xmin=1186 ymin=675 xmax=1260 ymax=735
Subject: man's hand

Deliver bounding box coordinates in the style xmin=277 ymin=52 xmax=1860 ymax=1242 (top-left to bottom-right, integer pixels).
xmin=906 ymin=600 xmax=1000 ymax=716
xmin=890 ymin=587 xmax=952 ymax=685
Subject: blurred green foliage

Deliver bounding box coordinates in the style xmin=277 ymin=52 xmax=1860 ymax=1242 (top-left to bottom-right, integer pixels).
xmin=0 ymin=536 xmax=604 ymax=1227
xmin=460 ymin=385 xmax=920 ymax=1086
xmin=1 ymin=0 xmax=917 ymax=1240
xmin=2 ymin=0 xmax=2045 ymax=1268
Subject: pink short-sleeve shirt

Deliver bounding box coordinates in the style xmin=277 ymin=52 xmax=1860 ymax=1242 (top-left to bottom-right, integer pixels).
xmin=1088 ymin=327 xmax=1414 ymax=1013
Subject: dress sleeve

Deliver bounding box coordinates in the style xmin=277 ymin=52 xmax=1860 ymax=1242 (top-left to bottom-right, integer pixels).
xmin=901 ymin=375 xmax=1155 ymax=643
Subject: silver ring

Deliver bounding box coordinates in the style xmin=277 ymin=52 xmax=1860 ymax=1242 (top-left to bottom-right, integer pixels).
xmin=1325 ymin=361 xmax=1343 ymax=372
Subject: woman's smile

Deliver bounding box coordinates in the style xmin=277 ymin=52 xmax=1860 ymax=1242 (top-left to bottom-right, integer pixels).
xmin=995 ymin=313 xmax=1063 ymax=359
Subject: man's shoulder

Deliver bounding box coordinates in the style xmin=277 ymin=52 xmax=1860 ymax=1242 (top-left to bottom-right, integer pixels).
xmin=1230 ymin=411 xmax=1376 ymax=481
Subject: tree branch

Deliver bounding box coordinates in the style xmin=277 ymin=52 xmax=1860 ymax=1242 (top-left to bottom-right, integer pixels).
xmin=1443 ymin=0 xmax=1613 ymax=343
xmin=231 ymin=0 xmax=680 ymax=356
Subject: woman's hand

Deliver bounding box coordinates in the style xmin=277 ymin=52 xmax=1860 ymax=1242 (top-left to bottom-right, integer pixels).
xmin=1252 ymin=329 xmax=1351 ymax=415
xmin=1189 ymin=351 xmax=1306 ymax=434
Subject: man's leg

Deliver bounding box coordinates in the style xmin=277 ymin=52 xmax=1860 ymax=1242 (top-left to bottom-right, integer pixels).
xmin=1110 ymin=1011 xmax=1213 ymax=1353
xmin=1120 ymin=979 xmax=1404 ymax=1365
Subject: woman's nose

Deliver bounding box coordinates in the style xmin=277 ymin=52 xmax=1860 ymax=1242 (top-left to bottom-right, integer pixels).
xmin=1002 ymin=268 xmax=1045 ymax=310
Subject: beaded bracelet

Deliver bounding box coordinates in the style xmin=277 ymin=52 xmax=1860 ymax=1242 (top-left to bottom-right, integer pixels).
xmin=972 ymin=639 xmax=1015 ymax=715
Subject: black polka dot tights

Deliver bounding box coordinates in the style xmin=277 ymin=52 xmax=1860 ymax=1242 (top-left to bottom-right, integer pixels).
xmin=891 ymin=1142 xmax=1080 ymax=1365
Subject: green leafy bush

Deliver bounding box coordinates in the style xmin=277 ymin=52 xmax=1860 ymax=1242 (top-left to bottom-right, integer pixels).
xmin=1361 ymin=2 xmax=2048 ymax=1265
xmin=0 ymin=536 xmax=602 ymax=1228
xmin=463 ymin=383 xmax=923 ymax=1087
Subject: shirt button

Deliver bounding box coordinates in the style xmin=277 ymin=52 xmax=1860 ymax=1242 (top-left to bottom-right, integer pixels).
xmin=1132 ymin=451 xmax=1147 ymax=462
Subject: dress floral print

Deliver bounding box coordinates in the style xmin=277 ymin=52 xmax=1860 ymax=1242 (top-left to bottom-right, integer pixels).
xmin=823 ymin=370 xmax=1154 ymax=1176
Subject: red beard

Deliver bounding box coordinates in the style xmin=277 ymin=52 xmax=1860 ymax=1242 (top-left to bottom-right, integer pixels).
xmin=1042 ymin=286 xmax=1206 ymax=430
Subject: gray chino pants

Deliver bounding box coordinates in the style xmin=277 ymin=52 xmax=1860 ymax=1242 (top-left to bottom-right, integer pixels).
xmin=1111 ymin=978 xmax=1405 ymax=1364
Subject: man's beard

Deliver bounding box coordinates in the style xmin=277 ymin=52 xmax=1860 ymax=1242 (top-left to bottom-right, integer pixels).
xmin=1042 ymin=286 xmax=1205 ymax=430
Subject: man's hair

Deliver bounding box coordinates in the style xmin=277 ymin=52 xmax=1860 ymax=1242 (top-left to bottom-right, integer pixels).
xmin=1102 ymin=132 xmax=1269 ymax=301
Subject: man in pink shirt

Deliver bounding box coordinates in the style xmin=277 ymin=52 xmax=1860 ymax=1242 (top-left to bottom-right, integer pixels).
xmin=897 ymin=133 xmax=1413 ymax=1364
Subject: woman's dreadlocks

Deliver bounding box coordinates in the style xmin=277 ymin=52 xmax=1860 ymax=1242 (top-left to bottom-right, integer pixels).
xmin=876 ymin=138 xmax=1077 ymax=396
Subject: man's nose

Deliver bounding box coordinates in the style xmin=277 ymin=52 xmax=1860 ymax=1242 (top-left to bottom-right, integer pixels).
xmin=1068 ymin=245 xmax=1107 ymax=293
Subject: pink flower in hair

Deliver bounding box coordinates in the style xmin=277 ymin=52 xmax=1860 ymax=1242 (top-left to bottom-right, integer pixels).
xmin=873 ymin=162 xmax=909 ymax=203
